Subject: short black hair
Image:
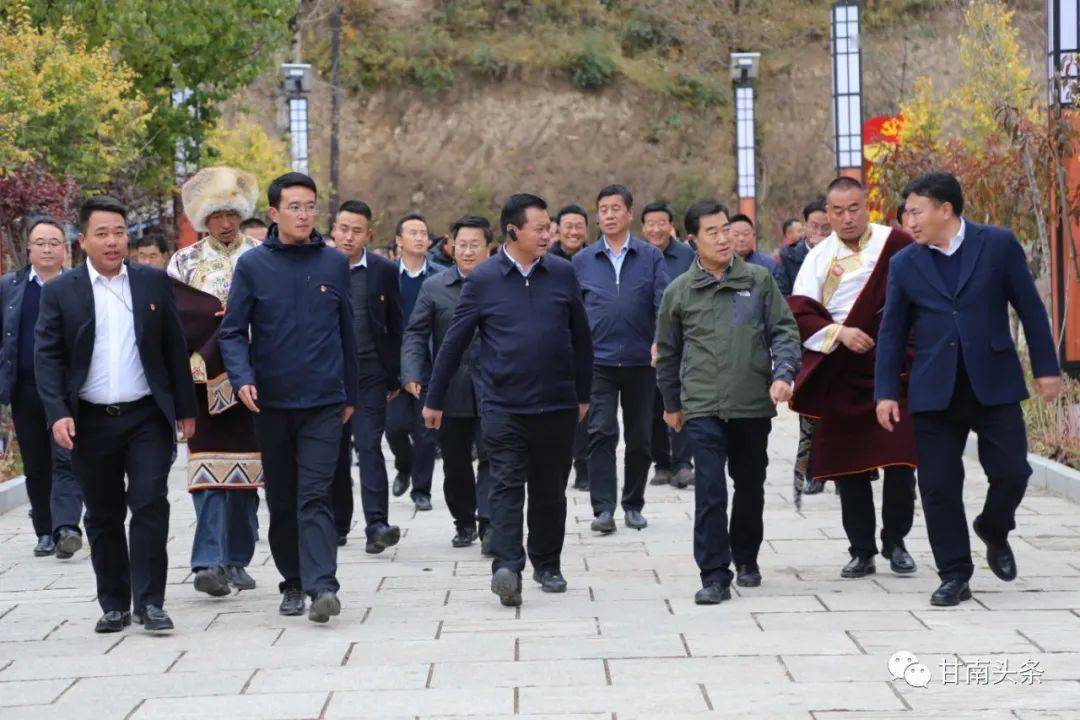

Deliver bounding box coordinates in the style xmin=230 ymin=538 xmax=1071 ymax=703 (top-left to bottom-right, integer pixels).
xmin=901 ymin=171 xmax=965 ymax=216
xmin=556 ymin=204 xmax=589 ymax=225
xmin=79 ymin=195 xmax=127 ymax=232
xmin=395 ymin=212 xmax=427 ymax=237
xmin=239 ymin=217 xmax=267 ymax=230
xmin=450 ymin=215 xmax=493 ymax=245
xmin=781 ymin=218 xmax=799 ymax=235
xmin=596 ymin=184 xmax=633 ymax=209
xmin=895 ymin=202 xmax=907 ymax=224
xmin=640 ymin=201 xmax=673 ymax=223
xmin=727 ymin=213 xmax=754 ymax=229
xmin=337 ymin=200 xmax=373 ymax=221
xmin=684 ymin=201 xmax=730 ymax=237
xmin=133 ymin=233 xmax=169 ymax=255
xmin=802 ymin=196 xmax=827 ymax=220
xmin=27 ymin=217 xmax=66 ymax=240
xmin=267 ymin=172 xmax=317 ymax=209
xmin=500 ymin=193 xmax=548 ymax=239
xmin=826 ymin=176 xmax=864 ymax=197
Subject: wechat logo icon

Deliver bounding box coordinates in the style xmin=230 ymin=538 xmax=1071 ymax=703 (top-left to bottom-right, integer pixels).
xmin=889 ymin=650 xmax=931 ymax=688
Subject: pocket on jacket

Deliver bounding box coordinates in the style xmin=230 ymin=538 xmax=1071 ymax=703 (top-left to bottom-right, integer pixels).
xmin=730 ymin=292 xmax=760 ymax=327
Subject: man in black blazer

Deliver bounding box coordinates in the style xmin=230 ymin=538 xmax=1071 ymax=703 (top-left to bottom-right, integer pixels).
xmin=35 ymin=196 xmax=197 ymax=633
xmin=330 ymin=200 xmax=405 ymax=555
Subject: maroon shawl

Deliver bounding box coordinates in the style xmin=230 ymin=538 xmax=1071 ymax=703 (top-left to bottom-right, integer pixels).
xmin=787 ymin=228 xmax=916 ymax=480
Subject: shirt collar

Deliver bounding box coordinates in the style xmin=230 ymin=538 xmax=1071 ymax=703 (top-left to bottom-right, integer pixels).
xmin=399 ymin=258 xmax=428 ymax=278
xmin=695 ymin=255 xmax=735 ymax=279
xmin=87 ymin=259 xmax=127 ymax=285
xmin=601 ymin=234 xmax=632 ymax=257
xmin=928 ymin=218 xmax=966 ymax=257
xmin=28 ymin=266 xmax=41 ymax=285
xmin=502 ymin=246 xmax=539 ymax=277
xmin=350 ymin=248 xmax=368 ymax=269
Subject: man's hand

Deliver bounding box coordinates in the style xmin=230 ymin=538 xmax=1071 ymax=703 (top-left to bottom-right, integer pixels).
xmin=769 ymin=380 xmax=793 ymax=404
xmin=342 ymin=406 xmax=355 ymax=424
xmin=1034 ymin=376 xmax=1063 ymax=402
xmin=578 ymin=403 xmax=589 ymax=423
xmin=238 ymin=384 xmax=260 ymax=413
xmin=214 ymin=303 xmax=226 ymax=318
xmin=838 ymin=326 xmax=875 ymax=354
xmin=650 ymin=343 xmax=658 ymax=368
xmin=52 ymin=417 xmax=76 ymax=450
xmin=663 ymin=410 xmax=684 ymax=432
xmin=404 ymin=382 xmax=422 ymax=400
xmin=176 ymin=418 xmax=196 ymax=441
xmin=387 ymin=389 xmax=401 ymax=401
xmin=422 ymin=406 xmax=443 ymax=430
xmin=876 ymin=399 xmax=901 ymax=432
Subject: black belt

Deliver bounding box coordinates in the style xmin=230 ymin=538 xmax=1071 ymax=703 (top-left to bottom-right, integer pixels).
xmin=79 ymin=396 xmax=154 ymax=416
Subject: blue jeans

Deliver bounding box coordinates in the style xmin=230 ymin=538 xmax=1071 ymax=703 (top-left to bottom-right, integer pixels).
xmin=190 ymin=489 xmax=259 ymax=569
xmin=685 ymin=416 xmax=771 ymax=588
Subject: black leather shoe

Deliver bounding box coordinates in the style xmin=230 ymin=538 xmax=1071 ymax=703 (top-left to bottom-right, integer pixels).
xmin=337 ymin=533 xmax=348 ymax=546
xmin=54 ymin=527 xmax=82 ymax=559
xmin=225 ymin=566 xmax=256 ymax=591
xmin=694 ymin=583 xmax=731 ymax=605
xmin=33 ymin=535 xmax=55 ymax=557
xmin=193 ymin=566 xmax=231 ymax=597
xmin=308 ymin=591 xmax=341 ymax=623
xmin=974 ymin=518 xmax=1017 ymax=582
xmin=365 ymin=524 xmax=401 ymax=554
xmin=452 ymin=526 xmax=478 ymax=548
xmin=532 ymin=568 xmax=568 ymax=593
xmin=414 ymin=495 xmax=433 ymax=512
xmin=135 ymin=605 xmax=174 ymax=632
xmin=572 ymin=475 xmax=590 ymax=492
xmin=591 ymin=510 xmax=616 ymax=534
xmin=480 ymin=529 xmax=494 ymax=557
xmin=672 ymin=468 xmax=695 ymax=489
xmin=94 ymin=610 xmax=131 ymax=633
xmin=279 ymin=588 xmax=306 ymax=616
xmin=736 ymin=564 xmax=762 ymax=587
xmin=886 ymin=545 xmax=917 ymax=575
xmin=392 ymin=473 xmax=410 ymax=497
xmin=650 ymin=469 xmax=672 ymax=486
xmin=930 ymin=579 xmax=972 ymax=607
xmin=492 ymin=567 xmax=522 ymax=607
xmin=624 ymin=510 xmax=648 ymax=530
xmin=841 ymin=555 xmax=876 ymax=578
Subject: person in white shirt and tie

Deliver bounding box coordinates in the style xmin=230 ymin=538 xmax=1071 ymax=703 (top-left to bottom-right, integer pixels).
xmin=35 ymin=195 xmax=197 ymax=634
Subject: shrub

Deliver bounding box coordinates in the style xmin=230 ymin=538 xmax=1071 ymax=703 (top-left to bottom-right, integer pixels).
xmin=620 ymin=7 xmax=678 ymax=56
xmin=566 ymin=33 xmax=615 ymax=90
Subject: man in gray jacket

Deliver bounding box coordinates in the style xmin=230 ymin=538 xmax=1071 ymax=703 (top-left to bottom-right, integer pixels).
xmin=402 ymin=216 xmax=493 ymax=552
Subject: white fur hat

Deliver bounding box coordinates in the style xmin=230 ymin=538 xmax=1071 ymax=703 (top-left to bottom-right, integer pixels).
xmin=181 ymin=166 xmax=259 ymax=233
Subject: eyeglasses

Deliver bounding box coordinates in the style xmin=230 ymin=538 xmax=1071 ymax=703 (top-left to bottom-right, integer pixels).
xmin=30 ymin=240 xmax=65 ymax=249
xmin=807 ymin=223 xmax=832 ymax=235
xmin=284 ymin=203 xmax=317 ymax=216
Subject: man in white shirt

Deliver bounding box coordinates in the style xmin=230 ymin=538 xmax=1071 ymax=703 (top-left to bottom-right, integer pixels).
xmin=35 ymin=195 xmax=197 ymax=634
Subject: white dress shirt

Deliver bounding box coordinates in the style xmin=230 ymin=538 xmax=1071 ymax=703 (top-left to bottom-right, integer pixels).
xmin=399 ymin=257 xmax=428 ymax=278
xmin=80 ymin=261 xmax=151 ymax=404
xmin=928 ymin=218 xmax=966 ymax=257
xmin=350 ymin=248 xmax=369 ymax=270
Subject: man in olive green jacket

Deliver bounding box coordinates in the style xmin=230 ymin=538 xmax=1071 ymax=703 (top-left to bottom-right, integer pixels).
xmin=655 ymin=201 xmax=800 ymax=605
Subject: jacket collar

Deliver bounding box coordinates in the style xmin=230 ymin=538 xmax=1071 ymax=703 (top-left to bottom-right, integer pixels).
xmin=593 ymin=234 xmax=642 ymax=259
xmin=262 ymin=224 xmax=326 ymax=251
xmin=911 ymin=218 xmax=984 ymax=299
xmin=689 ymin=254 xmax=754 ymax=291
xmin=498 ymin=246 xmax=546 ymax=276
xmin=444 ymin=265 xmax=465 ymax=285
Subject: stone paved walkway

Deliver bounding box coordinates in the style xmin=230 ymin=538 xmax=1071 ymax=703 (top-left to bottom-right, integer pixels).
xmin=1 ymin=407 xmax=1079 ymax=719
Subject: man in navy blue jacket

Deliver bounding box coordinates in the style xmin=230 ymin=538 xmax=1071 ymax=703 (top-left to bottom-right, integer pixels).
xmin=422 ymin=193 xmax=592 ymax=607
xmin=574 ymin=185 xmax=669 ymax=534
xmin=875 ymin=172 xmax=1061 ymax=607
xmin=219 ymin=173 xmax=359 ymax=624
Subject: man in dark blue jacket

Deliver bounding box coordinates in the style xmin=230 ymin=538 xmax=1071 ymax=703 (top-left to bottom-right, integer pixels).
xmin=219 ymin=173 xmax=359 ymax=624
xmin=574 ymin=185 xmax=669 ymax=534
xmin=875 ymin=172 xmax=1061 ymax=607
xmin=1 ymin=219 xmax=83 ymax=558
xmin=640 ymin=201 xmax=696 ymax=490
xmin=422 ymin=193 xmax=592 ymax=607
xmin=330 ymin=200 xmax=403 ymax=555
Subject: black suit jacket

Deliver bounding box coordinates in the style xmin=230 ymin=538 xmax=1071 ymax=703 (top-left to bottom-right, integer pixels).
xmin=34 ymin=261 xmax=197 ymax=428
xmin=358 ymin=251 xmax=405 ymax=390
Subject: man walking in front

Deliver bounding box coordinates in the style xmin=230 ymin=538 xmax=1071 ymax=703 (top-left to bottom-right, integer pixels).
xmin=219 ymin=173 xmax=358 ymax=623
xmin=423 ymin=194 xmax=592 ymax=607
xmin=574 ymin=184 xmax=669 ymax=534
xmin=876 ymin=172 xmax=1061 ymax=606
xmin=656 ymin=201 xmax=800 ymax=602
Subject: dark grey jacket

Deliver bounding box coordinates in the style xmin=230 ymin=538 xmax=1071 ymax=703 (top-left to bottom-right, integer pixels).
xmin=401 ymin=267 xmax=480 ymax=418
xmin=0 ymin=266 xmax=32 ymax=404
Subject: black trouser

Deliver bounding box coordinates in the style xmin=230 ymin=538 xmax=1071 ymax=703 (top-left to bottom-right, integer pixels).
xmin=685 ymin=416 xmax=771 ymax=587
xmin=482 ymin=409 xmax=577 ymax=575
xmin=587 ymin=365 xmax=655 ymax=516
xmin=651 ymin=387 xmax=693 ymax=472
xmin=11 ymin=381 xmax=82 ymax=538
xmin=350 ymin=366 xmax=391 ymax=538
xmin=837 ymin=466 xmax=917 ymax=560
xmin=331 ymin=426 xmax=354 ymax=537
xmin=438 ymin=416 xmax=491 ymax=534
xmin=254 ymin=404 xmax=342 ymax=597
xmin=572 ymin=419 xmax=589 ymax=484
xmin=386 ymin=392 xmax=436 ymax=499
xmin=913 ymin=365 xmax=1030 ymax=582
xmin=72 ymin=398 xmax=171 ymax=613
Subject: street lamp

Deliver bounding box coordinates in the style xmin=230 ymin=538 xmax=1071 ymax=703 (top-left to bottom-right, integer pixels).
xmin=730 ymin=52 xmax=760 ymax=223
xmin=281 ymin=63 xmax=313 ymax=174
xmin=831 ymin=0 xmax=863 ymax=180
